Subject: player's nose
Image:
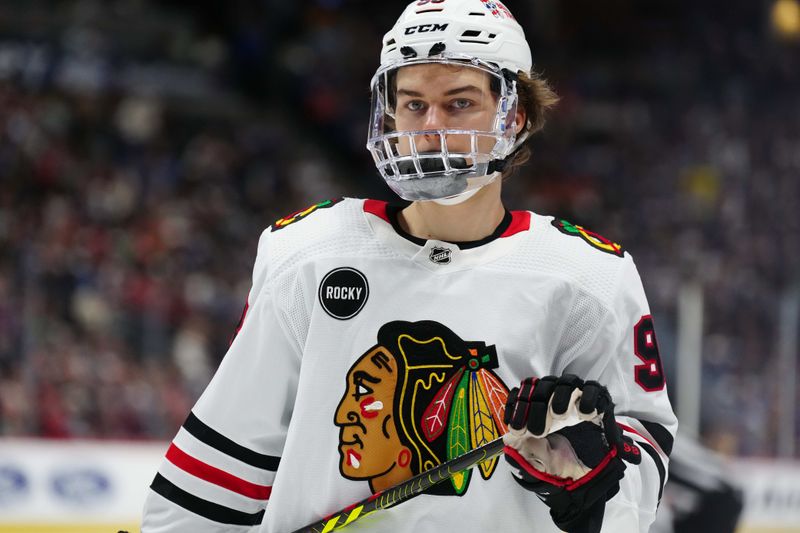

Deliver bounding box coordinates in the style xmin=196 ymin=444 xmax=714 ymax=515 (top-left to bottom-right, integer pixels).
xmin=418 ymin=105 xmax=446 ymax=150
xmin=421 ymin=104 xmax=446 ymax=130
xmin=424 ymin=105 xmax=445 ymax=130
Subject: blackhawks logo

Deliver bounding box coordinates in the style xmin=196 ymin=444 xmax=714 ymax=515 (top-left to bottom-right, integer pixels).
xmin=334 ymin=321 xmax=509 ymax=496
xmin=551 ymin=218 xmax=624 ymax=257
xmin=271 ymin=198 xmax=343 ymax=232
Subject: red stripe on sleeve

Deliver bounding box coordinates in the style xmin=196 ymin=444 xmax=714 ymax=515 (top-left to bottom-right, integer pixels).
xmin=166 ymin=443 xmax=272 ymax=500
xmin=617 ymin=422 xmax=659 ymax=453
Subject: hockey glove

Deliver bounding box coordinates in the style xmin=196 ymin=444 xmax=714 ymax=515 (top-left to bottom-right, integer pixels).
xmin=503 ymin=375 xmax=642 ymax=533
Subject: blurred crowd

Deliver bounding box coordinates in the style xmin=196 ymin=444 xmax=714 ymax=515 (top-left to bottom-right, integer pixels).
xmin=0 ymin=0 xmax=798 ymax=456
xmin=0 ymin=84 xmax=338 ymax=438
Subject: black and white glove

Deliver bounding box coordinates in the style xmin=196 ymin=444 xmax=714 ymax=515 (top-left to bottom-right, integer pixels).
xmin=503 ymin=375 xmax=642 ymax=533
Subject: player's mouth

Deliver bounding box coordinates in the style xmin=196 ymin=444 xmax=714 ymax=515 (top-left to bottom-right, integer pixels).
xmin=345 ymin=449 xmax=362 ymax=469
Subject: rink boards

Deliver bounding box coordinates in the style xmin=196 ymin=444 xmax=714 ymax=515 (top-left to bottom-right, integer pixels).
xmin=0 ymin=439 xmax=797 ymax=532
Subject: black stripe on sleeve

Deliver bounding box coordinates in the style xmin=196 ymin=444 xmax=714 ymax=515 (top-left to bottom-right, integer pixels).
xmin=183 ymin=412 xmax=280 ymax=471
xmin=638 ymin=420 xmax=674 ymax=456
xmin=637 ymin=441 xmax=666 ymax=503
xmin=151 ymin=473 xmax=265 ymax=526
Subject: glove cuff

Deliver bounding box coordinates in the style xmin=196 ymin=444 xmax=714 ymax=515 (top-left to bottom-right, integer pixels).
xmin=551 ymin=497 xmax=607 ymax=533
xmin=503 ymin=444 xmax=619 ymax=491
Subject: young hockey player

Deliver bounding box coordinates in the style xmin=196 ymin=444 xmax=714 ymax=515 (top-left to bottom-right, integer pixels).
xmin=142 ymin=1 xmax=677 ymax=531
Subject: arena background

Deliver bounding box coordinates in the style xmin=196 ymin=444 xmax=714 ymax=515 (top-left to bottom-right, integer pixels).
xmin=0 ymin=0 xmax=798 ymax=531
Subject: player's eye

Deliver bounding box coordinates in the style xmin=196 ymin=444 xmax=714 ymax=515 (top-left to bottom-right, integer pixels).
xmin=405 ymin=100 xmax=426 ymax=112
xmin=450 ymin=98 xmax=473 ymax=110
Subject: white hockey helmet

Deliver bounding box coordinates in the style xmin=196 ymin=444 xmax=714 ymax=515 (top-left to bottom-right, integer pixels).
xmin=367 ymin=0 xmax=533 ymax=202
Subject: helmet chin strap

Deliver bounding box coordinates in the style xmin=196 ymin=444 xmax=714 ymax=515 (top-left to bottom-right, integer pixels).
xmin=430 ymin=171 xmax=502 ymax=205
xmin=431 ymin=188 xmax=480 ymax=206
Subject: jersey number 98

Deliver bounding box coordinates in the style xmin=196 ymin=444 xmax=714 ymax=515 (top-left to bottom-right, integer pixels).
xmin=634 ymin=315 xmax=665 ymax=392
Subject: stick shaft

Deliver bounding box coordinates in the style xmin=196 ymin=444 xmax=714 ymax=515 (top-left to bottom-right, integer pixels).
xmin=292 ymin=437 xmax=505 ymax=533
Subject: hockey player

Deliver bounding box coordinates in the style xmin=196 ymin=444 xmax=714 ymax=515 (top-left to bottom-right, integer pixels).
xmin=142 ymin=1 xmax=677 ymax=532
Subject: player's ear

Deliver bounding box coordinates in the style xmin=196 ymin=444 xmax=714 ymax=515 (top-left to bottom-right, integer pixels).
xmin=514 ymin=108 xmax=526 ymax=135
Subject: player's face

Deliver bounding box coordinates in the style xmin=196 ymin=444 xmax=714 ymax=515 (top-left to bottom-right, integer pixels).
xmin=393 ymin=63 xmax=498 ymax=156
xmin=334 ymin=347 xmax=408 ymax=481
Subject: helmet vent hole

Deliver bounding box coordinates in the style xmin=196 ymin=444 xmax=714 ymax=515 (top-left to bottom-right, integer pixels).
xmin=415 ymin=8 xmax=444 ymax=13
xmin=385 ymin=38 xmax=396 ymax=46
xmin=468 ymin=12 xmax=486 ymax=16
xmin=458 ymin=29 xmax=494 ymax=44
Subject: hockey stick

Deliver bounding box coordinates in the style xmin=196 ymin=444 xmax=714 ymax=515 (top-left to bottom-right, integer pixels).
xmin=291 ymin=437 xmax=505 ymax=533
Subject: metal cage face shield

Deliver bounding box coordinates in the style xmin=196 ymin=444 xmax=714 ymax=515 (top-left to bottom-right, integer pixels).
xmin=367 ymin=56 xmax=520 ymax=201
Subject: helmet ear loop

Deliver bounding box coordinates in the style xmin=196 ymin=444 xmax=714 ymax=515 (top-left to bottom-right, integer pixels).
xmin=509 ymin=97 xmax=532 ymax=153
xmin=502 ymin=75 xmax=534 ymax=149
xmin=490 ymin=73 xmax=522 ymax=153
xmin=512 ymin=125 xmax=532 ymax=151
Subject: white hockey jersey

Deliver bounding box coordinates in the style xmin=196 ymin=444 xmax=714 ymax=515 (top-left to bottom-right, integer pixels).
xmin=142 ymin=197 xmax=677 ymax=533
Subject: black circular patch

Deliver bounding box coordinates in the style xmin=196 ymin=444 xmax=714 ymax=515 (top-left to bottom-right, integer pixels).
xmin=319 ymin=267 xmax=369 ymax=320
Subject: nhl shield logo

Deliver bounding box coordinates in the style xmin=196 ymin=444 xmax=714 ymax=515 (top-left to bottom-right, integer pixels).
xmin=429 ymin=246 xmax=452 ymax=265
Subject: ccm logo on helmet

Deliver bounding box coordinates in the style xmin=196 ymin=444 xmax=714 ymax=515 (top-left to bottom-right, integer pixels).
xmin=404 ymin=23 xmax=449 ymax=35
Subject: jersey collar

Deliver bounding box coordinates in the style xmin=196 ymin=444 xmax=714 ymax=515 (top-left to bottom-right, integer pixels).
xmin=362 ymin=199 xmax=531 ymax=272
